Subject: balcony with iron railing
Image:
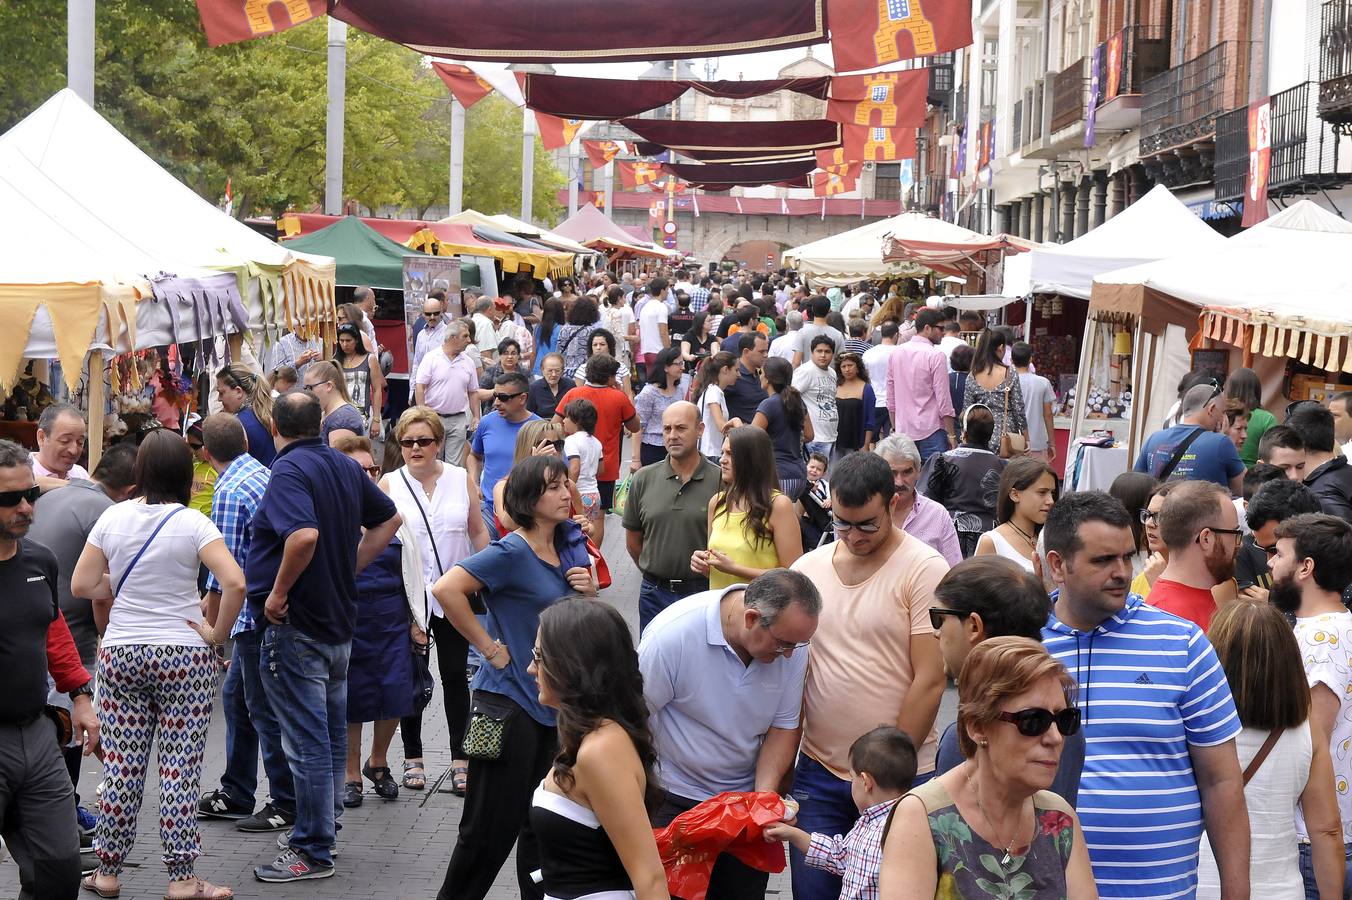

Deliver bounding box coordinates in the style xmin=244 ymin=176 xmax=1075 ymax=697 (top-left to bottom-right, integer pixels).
xmin=1214 ymin=80 xmax=1352 ymax=202
xmin=1020 ymin=79 xmax=1045 ymax=155
xmin=1140 ymin=41 xmax=1253 ymax=156
xmin=1050 ymin=57 xmax=1088 ymax=133
xmin=1093 ymin=25 xmax=1171 ymax=129
xmin=1012 ymin=99 xmax=1023 ymax=154
xmin=1319 ymin=0 xmax=1352 ymax=122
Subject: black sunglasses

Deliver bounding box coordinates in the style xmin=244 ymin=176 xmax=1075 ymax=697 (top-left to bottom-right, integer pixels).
xmin=494 ymin=391 xmax=525 ymax=403
xmin=0 ymin=485 xmax=41 ymax=507
xmin=399 ymin=437 xmax=438 ymax=448
xmin=1197 ymin=525 xmax=1244 ymax=542
xmin=998 ymin=707 xmax=1081 ymax=738
xmin=1256 ymin=541 xmax=1279 ymax=557
xmin=929 ymin=607 xmax=969 ymax=630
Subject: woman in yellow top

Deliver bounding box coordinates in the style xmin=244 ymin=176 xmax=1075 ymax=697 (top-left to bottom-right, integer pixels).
xmin=692 ymin=425 xmax=802 ymax=589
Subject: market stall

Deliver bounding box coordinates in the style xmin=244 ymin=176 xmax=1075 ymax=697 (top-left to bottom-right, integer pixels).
xmin=440 ymin=209 xmax=596 ymax=256
xmin=552 ymin=204 xmax=677 ymax=262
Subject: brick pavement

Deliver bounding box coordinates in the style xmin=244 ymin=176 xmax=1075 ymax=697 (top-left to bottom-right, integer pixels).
xmin=1 ymin=506 xmax=956 ymax=899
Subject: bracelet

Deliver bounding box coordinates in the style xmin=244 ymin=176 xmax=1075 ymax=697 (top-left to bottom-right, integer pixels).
xmin=483 ymin=640 xmax=502 ymax=660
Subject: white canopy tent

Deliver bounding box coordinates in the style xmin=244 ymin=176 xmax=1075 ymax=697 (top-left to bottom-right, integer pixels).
xmin=784 ymin=212 xmax=978 ymax=287
xmin=1029 ymin=185 xmax=1227 ymax=299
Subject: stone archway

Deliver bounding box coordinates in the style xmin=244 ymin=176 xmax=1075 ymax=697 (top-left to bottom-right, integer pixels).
xmin=722 ymin=239 xmax=791 ymax=269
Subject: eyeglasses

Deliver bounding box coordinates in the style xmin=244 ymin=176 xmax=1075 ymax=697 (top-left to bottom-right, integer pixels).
xmin=928 ymin=607 xmax=969 ymax=630
xmin=302 ymin=382 xmax=322 ymax=392
xmin=831 ymin=516 xmax=883 ymax=534
xmin=997 ymin=707 xmax=1082 ymax=738
xmin=0 ymin=485 xmax=41 ymax=507
xmin=494 ymin=392 xmax=525 ymax=403
xmin=1139 ymin=509 xmax=1159 ymax=525
xmin=1256 ymin=541 xmax=1279 ymax=557
xmin=188 ymin=441 xmax=205 ymax=451
xmin=399 ymin=437 xmax=438 ymax=448
xmin=1197 ymin=525 xmax=1244 ymax=542
xmin=531 ymin=647 xmax=544 ymax=665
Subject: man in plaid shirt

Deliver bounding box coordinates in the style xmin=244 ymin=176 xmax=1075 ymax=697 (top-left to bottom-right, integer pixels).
xmin=764 ymin=727 xmax=916 ymax=900
xmin=688 ymin=276 xmax=713 ymax=313
xmin=196 ymin=414 xmax=296 ymax=833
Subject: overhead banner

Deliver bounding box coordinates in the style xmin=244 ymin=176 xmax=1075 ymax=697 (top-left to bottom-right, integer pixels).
xmin=194 ymin=0 xmax=326 ymax=46
xmin=828 ymin=0 xmax=973 ymax=73
xmin=521 ymin=73 xmax=830 ymax=120
xmin=1242 ymin=98 xmax=1272 ymax=227
xmin=584 ymin=140 xmax=627 ymax=169
xmin=840 ymin=125 xmax=918 ymax=162
xmin=432 ymin=62 xmax=495 ymax=109
xmin=535 ymin=113 xmax=586 ymax=150
xmin=826 ymin=71 xmax=928 ymax=129
xmin=812 ymin=170 xmax=857 ymax=197
xmin=1084 ymin=44 xmax=1102 ymax=147
xmin=619 ymin=161 xmax=665 ymax=190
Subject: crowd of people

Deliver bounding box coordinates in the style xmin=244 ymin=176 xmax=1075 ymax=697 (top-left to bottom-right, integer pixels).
xmin=7 ymin=262 xmax=1352 ymax=900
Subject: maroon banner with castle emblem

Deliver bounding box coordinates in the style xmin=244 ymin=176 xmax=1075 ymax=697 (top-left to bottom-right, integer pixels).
xmin=828 ymin=0 xmax=973 ymax=74
xmin=195 ymin=0 xmax=327 ymax=46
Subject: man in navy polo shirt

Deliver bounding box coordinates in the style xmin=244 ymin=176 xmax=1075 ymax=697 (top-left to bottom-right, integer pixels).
xmin=247 ymin=392 xmax=400 ymax=884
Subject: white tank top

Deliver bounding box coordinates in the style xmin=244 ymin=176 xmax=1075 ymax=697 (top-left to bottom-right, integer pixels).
xmin=388 ymin=463 xmax=474 ymax=619
xmin=984 ymin=529 xmax=1036 ymax=573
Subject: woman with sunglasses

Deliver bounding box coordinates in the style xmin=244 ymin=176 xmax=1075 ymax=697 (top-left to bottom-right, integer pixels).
xmin=879 ymin=637 xmax=1096 ymax=899
xmin=304 ymin=360 xmax=365 ymax=447
xmin=380 ymin=407 xmax=489 ymax=795
xmin=692 ymin=425 xmax=802 ymax=590
xmin=1198 ymin=599 xmax=1343 ymax=898
xmin=331 ymin=433 xmax=423 ymax=809
xmin=526 ymin=598 xmax=668 ymax=900
xmin=215 ymin=363 xmax=275 ymax=467
xmin=432 ymin=455 xmax=598 ymax=900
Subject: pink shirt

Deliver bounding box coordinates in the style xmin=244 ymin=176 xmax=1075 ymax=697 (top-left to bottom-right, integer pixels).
xmin=886 ymin=335 xmax=954 ymax=440
xmin=415 ymin=349 xmax=477 ymax=414
xmin=904 ymin=492 xmax=962 ymax=567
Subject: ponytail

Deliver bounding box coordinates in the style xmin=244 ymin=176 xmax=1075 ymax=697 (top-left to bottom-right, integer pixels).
xmin=218 ymin=363 xmax=274 ymax=430
xmin=762 ymin=356 xmax=806 ymax=431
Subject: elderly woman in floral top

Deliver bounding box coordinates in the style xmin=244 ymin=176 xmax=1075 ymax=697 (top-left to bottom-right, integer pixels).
xmin=878 ymin=638 xmax=1096 ymax=899
xmin=963 ymin=328 xmax=1027 ymax=455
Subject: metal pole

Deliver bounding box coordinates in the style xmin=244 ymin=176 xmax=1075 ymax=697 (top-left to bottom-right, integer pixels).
xmin=604 ymin=160 xmax=614 ymax=216
xmin=521 ymin=108 xmax=536 ymax=223
xmin=449 ymin=97 xmax=465 ymax=215
xmin=67 ymin=0 xmax=95 ymax=104
xmin=324 ymin=18 xmax=347 ymax=216
xmin=567 ymin=140 xmax=579 ymax=216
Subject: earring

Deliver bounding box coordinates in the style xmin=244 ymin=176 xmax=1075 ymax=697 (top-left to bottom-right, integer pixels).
xmin=978 ymin=739 xmax=989 ymax=748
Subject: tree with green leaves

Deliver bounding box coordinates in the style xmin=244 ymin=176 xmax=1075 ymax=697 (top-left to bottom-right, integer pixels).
xmin=0 ymin=0 xmax=563 ymax=222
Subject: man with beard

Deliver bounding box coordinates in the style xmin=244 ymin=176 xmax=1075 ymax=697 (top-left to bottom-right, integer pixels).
xmin=1042 ymin=491 xmax=1249 ymax=899
xmin=1268 ymin=512 xmax=1352 ymax=889
xmin=1149 ymin=480 xmax=1241 ymax=631
xmin=874 ymin=434 xmax=960 ymax=565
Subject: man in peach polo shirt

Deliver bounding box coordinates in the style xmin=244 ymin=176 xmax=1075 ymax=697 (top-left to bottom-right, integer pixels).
xmin=789 ymin=451 xmax=948 ymax=900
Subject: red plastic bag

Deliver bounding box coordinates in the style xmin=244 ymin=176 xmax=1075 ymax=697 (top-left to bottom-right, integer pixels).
xmin=652 ymin=791 xmax=787 ymax=900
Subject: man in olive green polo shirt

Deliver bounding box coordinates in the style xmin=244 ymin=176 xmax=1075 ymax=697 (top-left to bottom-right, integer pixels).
xmin=624 ymin=401 xmax=723 ymax=632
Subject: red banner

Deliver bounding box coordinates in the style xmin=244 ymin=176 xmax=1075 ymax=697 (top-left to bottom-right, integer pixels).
xmin=812 ymin=170 xmax=858 ymax=196
xmin=828 ymin=0 xmax=973 ymax=74
xmin=840 ymin=125 xmax=918 ymax=162
xmin=535 ymin=112 xmax=585 ymax=151
xmin=583 ymin=140 xmax=625 ymax=169
xmin=431 ymin=62 xmax=495 ymax=108
xmin=826 ymin=71 xmax=927 ymax=129
xmin=1104 ymin=33 xmax=1124 ymax=101
xmin=816 ymin=147 xmax=856 ymax=170
xmin=619 ymin=161 xmax=665 ymax=190
xmin=194 ymin=0 xmax=327 ymax=46
xmin=1243 ymin=98 xmax=1272 ymax=227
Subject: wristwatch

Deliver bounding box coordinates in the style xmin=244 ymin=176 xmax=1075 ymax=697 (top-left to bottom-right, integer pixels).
xmin=68 ymin=682 xmax=94 ymax=701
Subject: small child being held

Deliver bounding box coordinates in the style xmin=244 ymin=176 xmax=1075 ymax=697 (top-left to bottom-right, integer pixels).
xmin=562 ymin=397 xmax=605 ymax=540
xmin=764 ymin=726 xmax=916 ymax=900
xmin=798 ymin=451 xmax=832 ymax=549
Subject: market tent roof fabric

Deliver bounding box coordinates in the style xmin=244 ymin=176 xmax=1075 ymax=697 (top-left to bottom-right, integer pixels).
xmin=283 ymin=216 xmax=431 ymax=290
xmin=0 ymin=90 xmax=334 ymax=344
xmin=438 ymin=210 xmax=595 ymax=255
xmin=882 ymin=224 xmax=1034 ymax=269
xmin=785 ymin=213 xmax=987 ymax=287
xmin=552 ymin=205 xmax=674 ymax=260
xmin=1030 ymin=185 xmax=1226 ymax=300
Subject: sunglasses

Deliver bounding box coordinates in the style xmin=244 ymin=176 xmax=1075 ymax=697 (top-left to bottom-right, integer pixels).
xmin=424 ymin=311 xmax=443 ymax=318
xmin=0 ymin=485 xmax=41 ymax=507
xmin=362 ymin=464 xmax=381 ymax=478
xmin=494 ymin=392 xmax=525 ymax=403
xmin=998 ymin=707 xmax=1082 ymax=738
xmin=928 ymin=607 xmax=969 ymax=630
xmin=399 ymin=437 xmax=438 ymax=448
xmin=831 ymin=516 xmax=883 ymax=534
xmin=1139 ymin=509 xmax=1158 ymax=524
xmin=1256 ymin=541 xmax=1279 ymax=557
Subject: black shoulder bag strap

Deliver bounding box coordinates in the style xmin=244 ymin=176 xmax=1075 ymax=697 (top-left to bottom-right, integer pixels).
xmin=399 ymin=469 xmax=441 ymax=630
xmin=1157 ymin=426 xmax=1207 ymax=482
xmin=115 ymin=506 xmax=185 ymax=597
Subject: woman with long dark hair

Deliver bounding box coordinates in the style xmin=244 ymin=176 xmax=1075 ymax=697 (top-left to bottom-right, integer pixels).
xmin=680 ymin=311 xmax=718 ymax=374
xmin=962 ymin=329 xmax=1026 ymax=454
xmin=334 ymin=322 xmax=383 ymax=441
xmin=557 ymin=296 xmax=601 ymax=383
xmin=1226 ymin=367 xmax=1275 ymax=467
xmin=975 ymin=456 xmax=1058 ymax=571
xmin=527 ymin=599 xmax=668 ymax=900
xmin=532 ymin=298 xmax=566 ymax=379
xmin=692 ymin=351 xmax=739 ymax=462
xmin=631 ymin=346 xmax=692 ymax=470
xmin=753 ymin=356 xmax=813 ymax=501
xmin=833 ymin=350 xmax=877 ymax=456
xmin=692 ymin=425 xmax=802 ymax=590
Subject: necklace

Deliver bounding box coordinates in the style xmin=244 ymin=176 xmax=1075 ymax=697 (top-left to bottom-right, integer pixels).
xmin=1006 ymin=520 xmax=1037 ymax=551
xmin=968 ymin=773 xmax=1026 ymax=865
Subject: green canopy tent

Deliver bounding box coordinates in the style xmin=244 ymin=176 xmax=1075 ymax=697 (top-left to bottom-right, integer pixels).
xmin=285 ymin=215 xmax=431 ymax=289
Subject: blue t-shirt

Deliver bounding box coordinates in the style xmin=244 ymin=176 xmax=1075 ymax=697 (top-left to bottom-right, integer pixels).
xmin=1042 ymin=594 xmax=1241 ymax=899
xmin=470 ymin=411 xmax=540 ymax=514
xmin=246 ymin=438 xmax=398 ymax=643
xmin=321 ymin=404 xmax=365 ymax=444
xmin=458 ymin=531 xmax=572 ymax=726
xmin=1133 ymin=423 xmax=1244 ymax=487
xmin=755 ymin=393 xmax=807 ymax=481
xmin=239 ymin=407 xmax=276 ymax=467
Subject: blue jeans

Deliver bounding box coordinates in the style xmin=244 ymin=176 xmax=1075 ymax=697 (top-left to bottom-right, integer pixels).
xmin=260 ymin=624 xmax=350 ymax=866
xmin=1298 ymin=840 xmax=1352 ymax=898
xmin=914 ymin=428 xmax=950 ymax=463
xmin=639 ymin=579 xmax=680 ymax=635
xmin=790 ymin=755 xmax=857 ymax=900
xmin=805 ymin=441 xmax=834 ymax=462
xmin=220 ymin=628 xmax=294 ymax=813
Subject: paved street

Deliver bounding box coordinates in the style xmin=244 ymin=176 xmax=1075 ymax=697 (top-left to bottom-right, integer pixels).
xmin=2 ymin=500 xmax=957 ymax=899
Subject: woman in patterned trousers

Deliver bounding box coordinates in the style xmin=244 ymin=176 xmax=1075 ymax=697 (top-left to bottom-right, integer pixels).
xmin=72 ymin=429 xmax=247 ymax=900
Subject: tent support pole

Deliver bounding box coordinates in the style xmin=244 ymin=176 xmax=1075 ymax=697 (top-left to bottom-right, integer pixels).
xmin=86 ymin=351 xmax=104 ymax=470
xmin=324 ymin=18 xmax=347 ymax=216
xmin=449 ymin=98 xmax=465 ymax=216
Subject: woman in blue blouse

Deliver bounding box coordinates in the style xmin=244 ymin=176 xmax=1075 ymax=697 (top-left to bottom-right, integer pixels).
xmin=431 ymin=455 xmax=597 ymax=900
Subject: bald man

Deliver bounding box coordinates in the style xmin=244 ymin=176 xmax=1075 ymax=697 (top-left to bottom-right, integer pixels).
xmin=622 ymin=401 xmax=725 ymax=631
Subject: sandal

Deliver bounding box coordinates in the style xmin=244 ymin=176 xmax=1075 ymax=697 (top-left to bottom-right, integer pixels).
xmin=451 ymin=764 xmax=469 ymax=797
xmin=402 ymin=759 xmax=426 ymax=790
xmin=163 ymin=877 xmax=233 ymax=899
xmin=342 ymin=780 xmax=363 ymax=808
xmin=363 ymin=759 xmax=399 ymax=801
xmin=81 ymin=875 xmax=120 ymax=898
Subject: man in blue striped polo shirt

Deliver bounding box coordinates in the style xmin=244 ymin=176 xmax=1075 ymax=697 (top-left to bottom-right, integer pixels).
xmin=1041 ymin=491 xmax=1250 ymax=899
